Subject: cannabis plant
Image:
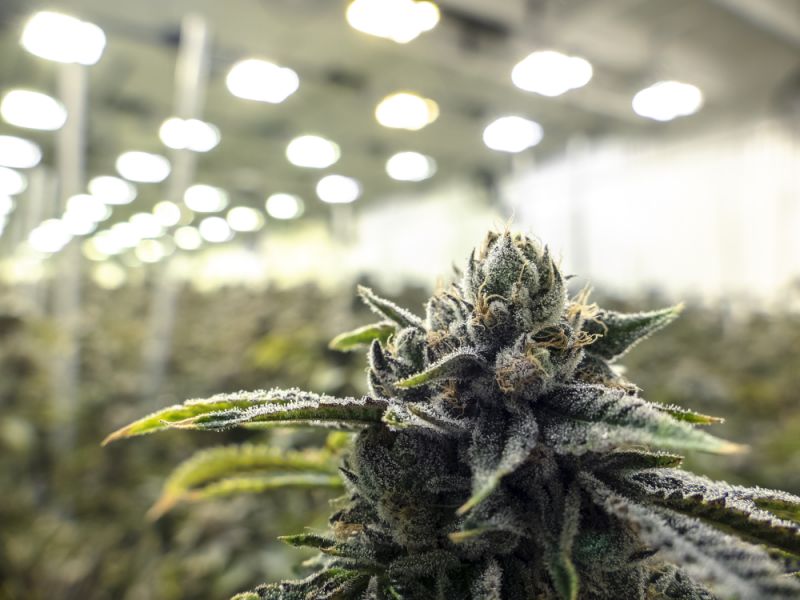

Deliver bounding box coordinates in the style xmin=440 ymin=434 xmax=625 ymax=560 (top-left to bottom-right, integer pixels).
xmin=106 ymin=231 xmax=800 ymax=599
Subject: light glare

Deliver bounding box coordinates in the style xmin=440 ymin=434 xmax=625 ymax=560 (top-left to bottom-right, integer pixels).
xmin=66 ymin=194 xmax=111 ymax=222
xmin=199 ymin=216 xmax=233 ymax=243
xmin=226 ymin=59 xmax=299 ymax=103
xmin=0 ymin=167 xmax=27 ymax=195
xmin=0 ymin=135 xmax=42 ymax=168
xmin=632 ymin=81 xmax=703 ymax=122
xmin=346 ymin=0 xmax=440 ymax=44
xmin=159 ymin=117 xmax=220 ymax=152
xmin=511 ymin=50 xmax=593 ymax=97
xmin=116 ymin=151 xmax=171 ymax=183
xmin=174 ymin=226 xmax=202 ymax=250
xmin=89 ymin=175 xmax=137 ymax=205
xmin=1 ymin=90 xmax=67 ymax=131
xmin=385 ymin=151 xmax=436 ymax=182
xmin=265 ymin=193 xmax=303 ymax=220
xmin=184 ymin=184 xmax=228 ymax=213
xmin=286 ymin=135 xmax=341 ymax=169
xmin=152 ymin=201 xmax=181 ymax=227
xmin=129 ymin=213 xmax=164 ymax=238
xmin=483 ymin=116 xmax=543 ymax=153
xmin=21 ymin=11 xmax=106 ymax=66
xmin=375 ymin=92 xmax=438 ymax=131
xmin=226 ymin=206 xmax=264 ymax=232
xmin=29 ymin=219 xmax=71 ymax=253
xmin=316 ymin=175 xmax=361 ymax=204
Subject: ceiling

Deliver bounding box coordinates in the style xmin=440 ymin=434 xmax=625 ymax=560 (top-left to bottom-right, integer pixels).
xmin=0 ymin=0 xmax=798 ymax=224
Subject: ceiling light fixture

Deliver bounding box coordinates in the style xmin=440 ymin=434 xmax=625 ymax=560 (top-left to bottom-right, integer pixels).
xmin=227 ymin=206 xmax=264 ymax=232
xmin=482 ymin=116 xmax=543 ymax=153
xmin=159 ymin=117 xmax=220 ymax=152
xmin=184 ymin=184 xmax=228 ymax=213
xmin=226 ymin=58 xmax=299 ymax=103
xmin=375 ymin=92 xmax=438 ymax=131
xmin=152 ymin=201 xmax=182 ymax=227
xmin=88 ymin=175 xmax=137 ymax=205
xmin=0 ymin=167 xmax=27 ymax=195
xmin=386 ymin=151 xmax=436 ymax=181
xmin=346 ymin=0 xmax=439 ymax=44
xmin=116 ymin=151 xmax=171 ymax=183
xmin=0 ymin=135 xmax=42 ymax=168
xmin=316 ymin=175 xmax=361 ymax=204
xmin=21 ymin=11 xmax=106 ymax=65
xmin=66 ymin=194 xmax=111 ymax=222
xmin=285 ymin=135 xmax=341 ymax=168
xmin=265 ymin=193 xmax=303 ymax=220
xmin=1 ymin=90 xmax=67 ymax=131
xmin=28 ymin=219 xmax=72 ymax=253
xmin=174 ymin=226 xmax=202 ymax=250
xmin=511 ymin=50 xmax=593 ymax=97
xmin=198 ymin=216 xmax=233 ymax=243
xmin=632 ymin=80 xmax=703 ymax=122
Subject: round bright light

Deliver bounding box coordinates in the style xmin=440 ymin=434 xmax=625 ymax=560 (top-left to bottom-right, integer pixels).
xmin=115 ymin=151 xmax=171 ymax=183
xmin=29 ymin=219 xmax=71 ymax=253
xmin=198 ymin=216 xmax=233 ymax=243
xmin=375 ymin=92 xmax=439 ymax=130
xmin=386 ymin=151 xmax=437 ymax=182
xmin=0 ymin=135 xmax=42 ymax=169
xmin=285 ymin=135 xmax=341 ymax=169
xmin=152 ymin=200 xmax=181 ymax=227
xmin=632 ymin=81 xmax=704 ymax=122
xmin=66 ymin=194 xmax=111 ymax=222
xmin=92 ymin=262 xmax=126 ymax=289
xmin=129 ymin=212 xmax=164 ymax=238
xmin=110 ymin=222 xmax=140 ymax=248
xmin=62 ymin=211 xmax=97 ymax=236
xmin=265 ymin=193 xmax=303 ymax=220
xmin=511 ymin=50 xmax=593 ymax=97
xmin=174 ymin=226 xmax=202 ymax=250
xmin=21 ymin=11 xmax=106 ymax=66
xmin=135 ymin=239 xmax=166 ymax=263
xmin=226 ymin=58 xmax=299 ymax=103
xmin=88 ymin=175 xmax=137 ymax=205
xmin=0 ymin=167 xmax=27 ymax=195
xmin=159 ymin=117 xmax=220 ymax=152
xmin=87 ymin=231 xmax=124 ymax=257
xmin=1 ymin=90 xmax=67 ymax=132
xmin=226 ymin=206 xmax=264 ymax=232
xmin=0 ymin=195 xmax=14 ymax=216
xmin=316 ymin=175 xmax=361 ymax=204
xmin=482 ymin=116 xmax=543 ymax=153
xmin=184 ymin=184 xmax=228 ymax=213
xmin=346 ymin=0 xmax=440 ymax=44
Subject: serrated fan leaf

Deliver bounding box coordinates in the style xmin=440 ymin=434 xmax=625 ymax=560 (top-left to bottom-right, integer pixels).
xmin=170 ymin=394 xmax=388 ymax=432
xmin=584 ymin=305 xmax=683 ymax=362
xmin=102 ymin=389 xmax=300 ymax=444
xmin=395 ymin=349 xmax=486 ymax=389
xmin=610 ymin=468 xmax=800 ymax=555
xmin=539 ymin=384 xmax=743 ymax=455
xmin=583 ymin=473 xmax=800 ymax=599
xmin=329 ymin=322 xmax=396 ymax=352
xmin=148 ymin=444 xmax=339 ymax=518
xmin=357 ymin=285 xmax=423 ymax=329
xmin=458 ymin=410 xmax=538 ymax=515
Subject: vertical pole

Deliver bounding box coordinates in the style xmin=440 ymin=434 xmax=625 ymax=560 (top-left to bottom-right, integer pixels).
xmin=52 ymin=62 xmax=87 ymax=451
xmin=141 ymin=15 xmax=210 ymax=404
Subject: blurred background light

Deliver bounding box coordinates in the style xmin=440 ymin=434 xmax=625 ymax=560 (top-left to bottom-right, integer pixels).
xmin=110 ymin=222 xmax=140 ymax=248
xmin=184 ymin=184 xmax=228 ymax=213
xmin=316 ymin=175 xmax=361 ymax=204
xmin=483 ymin=116 xmax=543 ymax=153
xmin=115 ymin=151 xmax=171 ymax=183
xmin=129 ymin=213 xmax=164 ymax=238
xmin=385 ymin=151 xmax=436 ymax=181
xmin=346 ymin=0 xmax=439 ymax=44
xmin=174 ymin=225 xmax=202 ymax=250
xmin=632 ymin=81 xmax=704 ymax=121
xmin=1 ymin=90 xmax=67 ymax=132
xmin=285 ymin=135 xmax=340 ymax=168
xmin=21 ymin=11 xmax=106 ymax=65
xmin=198 ymin=216 xmax=233 ymax=243
xmin=226 ymin=58 xmax=299 ymax=103
xmin=265 ymin=193 xmax=303 ymax=220
xmin=91 ymin=261 xmax=126 ymax=289
xmin=62 ymin=211 xmax=98 ymax=236
xmin=152 ymin=200 xmax=182 ymax=227
xmin=29 ymin=218 xmax=71 ymax=253
xmin=375 ymin=92 xmax=438 ymax=130
xmin=85 ymin=231 xmax=122 ymax=258
xmin=511 ymin=50 xmax=593 ymax=97
xmin=135 ymin=239 xmax=167 ymax=263
xmin=88 ymin=175 xmax=137 ymax=205
xmin=0 ymin=135 xmax=42 ymax=168
xmin=66 ymin=194 xmax=112 ymax=222
xmin=0 ymin=195 xmax=15 ymax=216
xmin=0 ymin=167 xmax=27 ymax=195
xmin=226 ymin=206 xmax=264 ymax=232
xmin=159 ymin=117 xmax=220 ymax=152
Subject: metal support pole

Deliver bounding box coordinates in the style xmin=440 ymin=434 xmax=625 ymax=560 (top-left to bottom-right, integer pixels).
xmin=141 ymin=15 xmax=210 ymax=404
xmin=52 ymin=62 xmax=87 ymax=451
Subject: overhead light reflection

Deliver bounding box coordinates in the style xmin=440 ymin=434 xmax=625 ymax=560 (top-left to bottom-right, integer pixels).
xmin=286 ymin=135 xmax=340 ymax=169
xmin=21 ymin=11 xmax=106 ymax=66
xmin=0 ymin=167 xmax=27 ymax=195
xmin=386 ymin=151 xmax=436 ymax=181
xmin=482 ymin=116 xmax=543 ymax=153
xmin=159 ymin=117 xmax=220 ymax=152
xmin=0 ymin=135 xmax=42 ymax=168
xmin=265 ymin=193 xmax=303 ymax=220
xmin=375 ymin=92 xmax=438 ymax=130
xmin=316 ymin=175 xmax=361 ymax=204
xmin=89 ymin=175 xmax=137 ymax=205
xmin=346 ymin=0 xmax=440 ymax=44
xmin=632 ymin=81 xmax=703 ymax=121
xmin=116 ymin=151 xmax=171 ymax=183
xmin=226 ymin=59 xmax=299 ymax=103
xmin=511 ymin=50 xmax=593 ymax=97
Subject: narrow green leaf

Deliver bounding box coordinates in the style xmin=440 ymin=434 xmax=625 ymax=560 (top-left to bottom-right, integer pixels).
xmin=547 ymin=553 xmax=578 ymax=600
xmin=395 ymin=349 xmax=486 ymax=389
xmin=584 ymin=304 xmax=683 ymax=362
xmin=102 ymin=389 xmax=298 ymax=445
xmin=148 ymin=444 xmax=338 ymax=518
xmin=183 ymin=473 xmax=343 ymax=503
xmin=170 ymin=394 xmax=388 ymax=432
xmin=357 ymin=285 xmax=424 ymax=329
xmin=594 ymin=450 xmax=684 ymax=472
xmin=655 ymin=404 xmax=724 ymax=425
xmin=329 ymin=321 xmax=396 ymax=352
xmin=539 ymin=384 xmax=744 ymax=455
xmin=231 ymin=593 xmax=259 ymax=600
xmin=279 ymin=532 xmax=336 ymax=549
